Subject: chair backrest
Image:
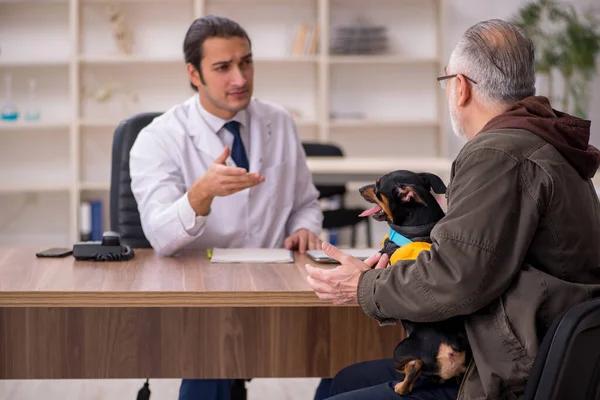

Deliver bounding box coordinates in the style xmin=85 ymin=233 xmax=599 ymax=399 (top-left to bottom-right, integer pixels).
xmin=109 ymin=112 xmax=162 ymax=248
xmin=524 ymin=297 xmax=600 ymax=400
xmin=302 ymin=142 xmax=346 ymax=199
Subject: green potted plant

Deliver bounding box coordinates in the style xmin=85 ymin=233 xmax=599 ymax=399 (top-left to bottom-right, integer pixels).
xmin=511 ymin=0 xmax=600 ymax=118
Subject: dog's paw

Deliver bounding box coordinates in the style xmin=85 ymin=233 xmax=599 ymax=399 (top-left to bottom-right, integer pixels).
xmin=394 ymin=381 xmax=411 ymax=395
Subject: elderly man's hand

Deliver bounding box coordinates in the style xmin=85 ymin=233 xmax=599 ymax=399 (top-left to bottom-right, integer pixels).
xmin=305 ymin=242 xmax=389 ymax=305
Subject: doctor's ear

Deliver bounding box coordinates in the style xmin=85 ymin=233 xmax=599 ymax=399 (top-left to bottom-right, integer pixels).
xmin=187 ymin=63 xmax=203 ymax=89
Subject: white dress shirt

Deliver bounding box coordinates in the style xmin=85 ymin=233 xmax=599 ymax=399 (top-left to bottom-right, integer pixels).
xmin=197 ymin=99 xmax=250 ymax=160
xmin=129 ymin=94 xmax=323 ymax=256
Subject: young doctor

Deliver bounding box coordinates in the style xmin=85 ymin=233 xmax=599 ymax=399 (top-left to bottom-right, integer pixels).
xmin=129 ymin=14 xmax=331 ymax=400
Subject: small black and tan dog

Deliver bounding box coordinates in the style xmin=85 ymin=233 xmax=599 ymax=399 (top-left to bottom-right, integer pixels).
xmin=359 ymin=170 xmax=471 ymax=395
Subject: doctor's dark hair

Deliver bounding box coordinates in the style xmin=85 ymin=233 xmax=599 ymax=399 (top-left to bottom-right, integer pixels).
xmin=183 ymin=15 xmax=252 ymax=90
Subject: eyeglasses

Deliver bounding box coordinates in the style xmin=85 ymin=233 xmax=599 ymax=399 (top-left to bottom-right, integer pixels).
xmin=437 ymin=74 xmax=478 ymax=89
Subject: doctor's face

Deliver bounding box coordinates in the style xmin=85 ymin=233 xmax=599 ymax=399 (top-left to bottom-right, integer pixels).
xmin=192 ymin=36 xmax=254 ymax=120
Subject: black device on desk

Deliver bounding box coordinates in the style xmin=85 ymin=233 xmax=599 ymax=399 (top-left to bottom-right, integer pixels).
xmin=73 ymin=231 xmax=135 ymax=261
xmin=36 ymin=247 xmax=73 ymax=258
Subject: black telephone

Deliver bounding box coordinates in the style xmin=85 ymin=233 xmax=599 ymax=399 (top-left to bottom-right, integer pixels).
xmin=73 ymin=231 xmax=134 ymax=261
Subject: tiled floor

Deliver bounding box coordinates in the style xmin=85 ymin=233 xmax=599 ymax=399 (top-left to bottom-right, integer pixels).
xmin=0 ymin=378 xmax=322 ymax=400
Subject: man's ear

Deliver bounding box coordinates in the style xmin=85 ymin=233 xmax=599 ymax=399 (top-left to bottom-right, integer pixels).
xmin=395 ymin=185 xmax=426 ymax=205
xmin=418 ymin=173 xmax=447 ymax=194
xmin=455 ymin=74 xmax=471 ymax=107
xmin=186 ymin=63 xmax=202 ymax=88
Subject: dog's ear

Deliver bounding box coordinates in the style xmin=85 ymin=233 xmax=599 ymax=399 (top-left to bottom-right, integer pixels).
xmin=418 ymin=173 xmax=447 ymax=194
xmin=395 ymin=185 xmax=426 ymax=205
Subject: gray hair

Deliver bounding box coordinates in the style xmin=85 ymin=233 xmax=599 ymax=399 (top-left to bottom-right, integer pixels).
xmin=449 ymin=19 xmax=536 ymax=107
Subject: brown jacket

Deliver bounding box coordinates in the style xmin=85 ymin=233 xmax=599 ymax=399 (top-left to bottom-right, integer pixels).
xmin=358 ymin=96 xmax=600 ymax=399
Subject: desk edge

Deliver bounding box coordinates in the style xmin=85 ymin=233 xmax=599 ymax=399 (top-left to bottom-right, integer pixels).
xmin=0 ymin=291 xmax=342 ymax=307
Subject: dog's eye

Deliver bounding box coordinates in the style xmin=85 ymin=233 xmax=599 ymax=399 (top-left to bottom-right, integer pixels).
xmin=374 ymin=188 xmax=382 ymax=201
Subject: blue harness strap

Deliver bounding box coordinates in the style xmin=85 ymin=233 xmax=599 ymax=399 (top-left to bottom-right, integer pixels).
xmin=388 ymin=228 xmax=412 ymax=247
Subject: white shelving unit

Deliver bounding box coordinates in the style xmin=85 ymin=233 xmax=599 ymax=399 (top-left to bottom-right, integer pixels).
xmin=0 ymin=0 xmax=448 ymax=246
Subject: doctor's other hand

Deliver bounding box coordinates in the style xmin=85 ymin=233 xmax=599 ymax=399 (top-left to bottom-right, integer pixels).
xmin=188 ymin=146 xmax=264 ymax=216
xmin=284 ymin=228 xmax=322 ymax=254
xmin=305 ymin=242 xmax=389 ymax=305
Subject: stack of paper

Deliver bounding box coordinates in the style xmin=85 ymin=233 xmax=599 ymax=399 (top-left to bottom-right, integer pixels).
xmin=209 ymin=248 xmax=295 ymax=264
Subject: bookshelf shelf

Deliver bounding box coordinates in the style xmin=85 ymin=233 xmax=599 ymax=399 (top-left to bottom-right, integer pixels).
xmin=254 ymin=56 xmax=319 ymax=63
xmin=0 ymin=59 xmax=70 ymax=67
xmin=82 ymin=0 xmax=189 ymax=3
xmin=0 ymin=0 xmax=448 ymax=246
xmin=328 ymin=56 xmax=439 ymax=65
xmin=78 ymin=55 xmax=183 ymax=65
xmin=0 ymin=0 xmax=68 ymax=3
xmin=0 ymin=121 xmax=72 ymax=131
xmin=328 ymin=119 xmax=439 ymax=129
xmin=79 ymin=119 xmax=120 ymax=129
xmin=0 ymin=182 xmax=72 ymax=194
xmin=79 ymin=181 xmax=111 ymax=191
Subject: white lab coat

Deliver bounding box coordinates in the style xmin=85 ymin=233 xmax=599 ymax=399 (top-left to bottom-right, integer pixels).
xmin=129 ymin=95 xmax=323 ymax=256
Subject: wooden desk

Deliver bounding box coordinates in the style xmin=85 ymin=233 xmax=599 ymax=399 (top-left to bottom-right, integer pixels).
xmin=0 ymin=247 xmax=404 ymax=380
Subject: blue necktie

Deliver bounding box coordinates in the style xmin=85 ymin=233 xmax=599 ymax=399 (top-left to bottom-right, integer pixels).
xmin=223 ymin=121 xmax=249 ymax=171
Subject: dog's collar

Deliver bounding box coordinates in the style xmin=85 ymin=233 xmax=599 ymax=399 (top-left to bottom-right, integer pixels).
xmin=388 ymin=228 xmax=412 ymax=248
xmin=388 ymin=221 xmax=437 ymax=240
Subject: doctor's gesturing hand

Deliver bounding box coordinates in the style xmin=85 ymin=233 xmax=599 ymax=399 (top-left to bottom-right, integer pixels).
xmin=188 ymin=146 xmax=264 ymax=216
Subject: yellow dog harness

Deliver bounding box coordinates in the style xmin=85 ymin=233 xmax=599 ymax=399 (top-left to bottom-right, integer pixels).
xmin=381 ymin=229 xmax=431 ymax=264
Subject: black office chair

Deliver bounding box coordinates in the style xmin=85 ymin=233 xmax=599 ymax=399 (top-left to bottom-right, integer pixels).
xmin=523 ymin=297 xmax=600 ymax=399
xmin=302 ymin=142 xmax=372 ymax=247
xmin=110 ymin=112 xmax=161 ymax=248
xmin=110 ymin=112 xmax=248 ymax=400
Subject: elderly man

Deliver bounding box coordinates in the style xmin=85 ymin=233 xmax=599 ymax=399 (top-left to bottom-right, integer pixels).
xmin=306 ymin=19 xmax=600 ymax=400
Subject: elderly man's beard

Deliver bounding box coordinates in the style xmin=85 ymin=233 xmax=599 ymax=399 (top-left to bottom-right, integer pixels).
xmin=448 ymin=81 xmax=467 ymax=139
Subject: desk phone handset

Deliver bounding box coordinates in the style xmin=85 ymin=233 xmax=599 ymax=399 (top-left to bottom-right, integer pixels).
xmin=73 ymin=231 xmax=135 ymax=261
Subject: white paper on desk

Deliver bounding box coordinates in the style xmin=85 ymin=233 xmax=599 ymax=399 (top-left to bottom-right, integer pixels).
xmin=210 ymin=248 xmax=295 ymax=263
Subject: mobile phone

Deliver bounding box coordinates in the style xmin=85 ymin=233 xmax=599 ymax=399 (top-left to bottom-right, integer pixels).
xmin=35 ymin=247 xmax=73 ymax=258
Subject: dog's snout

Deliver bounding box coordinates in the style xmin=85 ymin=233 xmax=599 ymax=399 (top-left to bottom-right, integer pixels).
xmin=359 ymin=184 xmax=373 ymax=194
